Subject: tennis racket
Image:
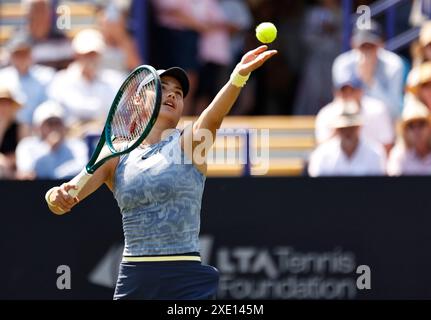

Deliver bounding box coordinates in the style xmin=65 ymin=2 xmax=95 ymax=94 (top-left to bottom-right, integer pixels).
xmin=68 ymin=65 xmax=162 ymax=197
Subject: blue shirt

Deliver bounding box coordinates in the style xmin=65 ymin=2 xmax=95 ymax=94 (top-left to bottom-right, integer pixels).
xmin=0 ymin=65 xmax=55 ymax=125
xmin=113 ymin=130 xmax=206 ymax=256
xmin=332 ymin=48 xmax=405 ymax=119
xmin=15 ymin=136 xmax=88 ymax=179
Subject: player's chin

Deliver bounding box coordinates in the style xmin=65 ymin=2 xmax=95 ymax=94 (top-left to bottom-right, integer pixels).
xmin=158 ymin=107 xmax=181 ymax=124
xmin=163 ymin=103 xmax=183 ymax=114
xmin=160 ymin=105 xmax=178 ymax=115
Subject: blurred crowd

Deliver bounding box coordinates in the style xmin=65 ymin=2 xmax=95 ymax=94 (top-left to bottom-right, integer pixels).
xmin=308 ymin=0 xmax=431 ymax=177
xmin=3 ymin=0 xmax=431 ymax=179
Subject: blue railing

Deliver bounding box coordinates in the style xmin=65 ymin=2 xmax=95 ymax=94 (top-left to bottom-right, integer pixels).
xmin=130 ymin=0 xmax=149 ymax=63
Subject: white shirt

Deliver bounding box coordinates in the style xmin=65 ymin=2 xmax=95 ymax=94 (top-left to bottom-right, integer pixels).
xmin=315 ymin=96 xmax=395 ymax=146
xmin=332 ymin=48 xmax=404 ymax=118
xmin=387 ymin=144 xmax=431 ymax=176
xmin=16 ymin=136 xmax=88 ymax=179
xmin=308 ymin=137 xmax=386 ymax=177
xmin=47 ymin=63 xmax=122 ymax=124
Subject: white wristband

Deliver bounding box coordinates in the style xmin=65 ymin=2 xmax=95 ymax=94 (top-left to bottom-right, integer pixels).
xmin=230 ymin=70 xmax=250 ymax=88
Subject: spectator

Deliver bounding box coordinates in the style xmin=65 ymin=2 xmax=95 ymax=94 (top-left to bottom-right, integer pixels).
xmin=332 ymin=20 xmax=404 ymax=118
xmin=0 ymin=31 xmax=55 ymax=137
xmin=294 ymin=0 xmax=342 ymax=115
xmin=16 ymin=101 xmax=88 ymax=180
xmin=195 ymin=0 xmax=232 ymax=114
xmin=22 ymin=0 xmax=74 ymax=69
xmin=308 ymin=102 xmax=386 ymax=177
xmin=217 ymin=0 xmax=252 ymax=115
xmin=96 ymin=1 xmax=142 ymax=73
xmin=0 ymin=47 xmax=8 ymax=69
xmin=47 ymin=29 xmax=122 ymax=133
xmin=315 ymin=70 xmax=394 ymax=152
xmin=150 ymin=0 xmax=208 ymax=115
xmin=219 ymin=0 xmax=252 ymax=64
xmin=0 ymin=86 xmax=23 ymax=179
xmin=411 ymin=21 xmax=431 ymax=67
xmin=410 ymin=0 xmax=431 ymax=26
xmin=406 ymin=61 xmax=431 ymax=111
xmin=387 ymin=95 xmax=431 ymax=176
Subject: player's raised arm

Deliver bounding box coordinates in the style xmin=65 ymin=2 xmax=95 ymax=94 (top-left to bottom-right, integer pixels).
xmin=181 ymin=46 xmax=276 ymax=172
xmin=193 ymin=45 xmax=277 ymax=137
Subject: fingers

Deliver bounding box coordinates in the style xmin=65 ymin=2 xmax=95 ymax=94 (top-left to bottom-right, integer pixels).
xmin=250 ymin=45 xmax=269 ymax=55
xmin=253 ymin=50 xmax=277 ymax=65
xmin=259 ymin=50 xmax=278 ymax=63
xmin=62 ymin=184 xmax=78 ymax=202
xmin=52 ymin=184 xmax=79 ymax=211
xmin=62 ymin=185 xmax=79 ymax=205
xmin=56 ymin=196 xmax=73 ymax=212
xmin=240 ymin=50 xmax=278 ymax=74
xmin=241 ymin=45 xmax=269 ymax=62
xmin=62 ymin=183 xmax=78 ymax=193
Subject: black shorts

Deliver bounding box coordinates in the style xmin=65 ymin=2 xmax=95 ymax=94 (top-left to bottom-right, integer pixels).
xmin=113 ymin=260 xmax=219 ymax=300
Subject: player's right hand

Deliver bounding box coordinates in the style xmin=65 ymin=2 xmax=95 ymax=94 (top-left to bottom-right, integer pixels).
xmin=48 ymin=183 xmax=79 ymax=214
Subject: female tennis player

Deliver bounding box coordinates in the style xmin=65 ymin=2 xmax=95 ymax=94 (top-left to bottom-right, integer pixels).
xmin=45 ymin=45 xmax=277 ymax=299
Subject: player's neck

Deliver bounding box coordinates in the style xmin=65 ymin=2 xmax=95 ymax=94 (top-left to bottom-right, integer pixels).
xmin=143 ymin=126 xmax=175 ymax=146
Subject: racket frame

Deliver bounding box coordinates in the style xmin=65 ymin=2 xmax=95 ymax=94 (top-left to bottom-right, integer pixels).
xmin=86 ymin=65 xmax=162 ymax=174
xmin=67 ymin=65 xmax=162 ymax=198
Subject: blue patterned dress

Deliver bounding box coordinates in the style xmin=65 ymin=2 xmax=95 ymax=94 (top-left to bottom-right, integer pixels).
xmin=112 ymin=129 xmax=218 ymax=299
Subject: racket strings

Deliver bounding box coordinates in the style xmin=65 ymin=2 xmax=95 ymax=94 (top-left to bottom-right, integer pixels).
xmin=111 ymin=71 xmax=157 ymax=152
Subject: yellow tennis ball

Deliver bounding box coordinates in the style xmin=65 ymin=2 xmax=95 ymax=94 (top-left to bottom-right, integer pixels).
xmin=255 ymin=22 xmax=277 ymax=44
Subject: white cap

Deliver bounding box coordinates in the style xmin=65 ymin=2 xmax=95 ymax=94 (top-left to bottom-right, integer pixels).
xmin=33 ymin=100 xmax=65 ymax=126
xmin=331 ymin=99 xmax=363 ymax=129
xmin=402 ymin=94 xmax=430 ymax=125
xmin=406 ymin=62 xmax=431 ymax=95
xmin=0 ymin=84 xmax=23 ymax=108
xmin=72 ymin=29 xmax=105 ymax=55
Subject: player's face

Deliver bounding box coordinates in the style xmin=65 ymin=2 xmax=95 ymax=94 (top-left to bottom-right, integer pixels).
xmin=159 ymin=76 xmax=184 ymax=125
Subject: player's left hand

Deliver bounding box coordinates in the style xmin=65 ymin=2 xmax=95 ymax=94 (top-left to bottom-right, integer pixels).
xmin=235 ymin=45 xmax=278 ymax=76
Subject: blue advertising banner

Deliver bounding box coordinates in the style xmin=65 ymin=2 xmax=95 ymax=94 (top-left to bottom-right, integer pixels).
xmin=0 ymin=177 xmax=430 ymax=299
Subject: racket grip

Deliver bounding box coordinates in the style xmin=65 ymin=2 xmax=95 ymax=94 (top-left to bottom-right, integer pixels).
xmin=68 ymin=169 xmax=93 ymax=198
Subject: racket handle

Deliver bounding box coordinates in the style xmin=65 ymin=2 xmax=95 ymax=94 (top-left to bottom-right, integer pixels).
xmin=68 ymin=169 xmax=93 ymax=198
